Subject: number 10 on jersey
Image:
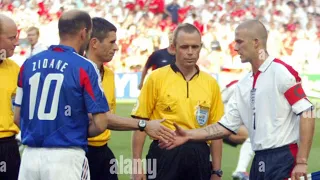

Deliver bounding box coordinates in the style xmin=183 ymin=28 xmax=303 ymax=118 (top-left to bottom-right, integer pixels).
xmin=28 ymin=73 xmax=64 ymax=120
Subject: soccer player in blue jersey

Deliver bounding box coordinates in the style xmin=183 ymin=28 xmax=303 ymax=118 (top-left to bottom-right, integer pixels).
xmin=13 ymin=10 xmax=174 ymax=180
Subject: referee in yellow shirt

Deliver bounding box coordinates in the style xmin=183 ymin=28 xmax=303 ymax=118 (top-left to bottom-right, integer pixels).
xmin=85 ymin=17 xmax=119 ymax=180
xmin=0 ymin=14 xmax=21 ymax=179
xmin=132 ymin=23 xmax=224 ymax=180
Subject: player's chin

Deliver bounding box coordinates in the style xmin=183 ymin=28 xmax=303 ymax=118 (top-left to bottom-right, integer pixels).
xmin=184 ymin=61 xmax=197 ymax=67
xmin=7 ymin=50 xmax=14 ymax=58
xmin=240 ymin=57 xmax=249 ymax=63
xmin=103 ymin=57 xmax=113 ymax=63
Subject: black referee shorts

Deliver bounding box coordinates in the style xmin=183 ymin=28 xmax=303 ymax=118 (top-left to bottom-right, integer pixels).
xmin=86 ymin=143 xmax=118 ymax=180
xmin=0 ymin=135 xmax=21 ymax=180
xmin=250 ymin=144 xmax=297 ymax=180
xmin=146 ymin=140 xmax=211 ymax=180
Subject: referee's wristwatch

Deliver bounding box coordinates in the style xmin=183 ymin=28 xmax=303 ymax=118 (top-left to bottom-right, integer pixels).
xmin=211 ymin=169 xmax=223 ymax=177
xmin=138 ymin=120 xmax=147 ymax=131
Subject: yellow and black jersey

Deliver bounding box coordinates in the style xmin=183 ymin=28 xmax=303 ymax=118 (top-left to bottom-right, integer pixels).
xmin=131 ymin=64 xmax=224 ymax=131
xmin=88 ymin=66 xmax=116 ymax=146
xmin=0 ymin=59 xmax=20 ymax=138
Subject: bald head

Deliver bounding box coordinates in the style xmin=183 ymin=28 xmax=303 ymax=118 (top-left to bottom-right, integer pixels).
xmin=58 ymin=9 xmax=92 ymax=38
xmin=0 ymin=14 xmax=18 ymax=59
xmin=0 ymin=14 xmax=16 ymax=35
xmin=236 ymin=20 xmax=268 ymax=47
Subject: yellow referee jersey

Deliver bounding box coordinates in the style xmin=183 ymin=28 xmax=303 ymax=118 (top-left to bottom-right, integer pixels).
xmin=0 ymin=59 xmax=20 ymax=138
xmin=88 ymin=66 xmax=116 ymax=146
xmin=131 ymin=64 xmax=224 ymax=131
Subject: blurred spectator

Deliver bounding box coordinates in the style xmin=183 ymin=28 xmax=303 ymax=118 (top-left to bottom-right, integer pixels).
xmin=165 ymin=0 xmax=180 ymax=24
xmin=0 ymin=0 xmax=319 ymax=75
xmin=25 ymin=26 xmax=47 ymax=58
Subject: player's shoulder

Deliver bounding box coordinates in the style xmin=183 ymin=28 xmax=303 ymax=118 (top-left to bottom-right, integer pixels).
xmin=103 ymin=65 xmax=114 ymax=74
xmin=155 ymin=48 xmax=167 ymax=54
xmin=72 ymin=53 xmax=100 ymax=71
xmin=150 ymin=64 xmax=171 ymax=76
xmin=3 ymin=58 xmax=19 ymax=69
xmin=151 ymin=48 xmax=167 ymax=57
xmin=236 ymin=72 xmax=252 ymax=88
xmin=103 ymin=65 xmax=115 ymax=79
xmin=225 ymin=80 xmax=239 ymax=89
xmin=271 ymin=58 xmax=301 ymax=82
xmin=199 ymin=70 xmax=217 ymax=83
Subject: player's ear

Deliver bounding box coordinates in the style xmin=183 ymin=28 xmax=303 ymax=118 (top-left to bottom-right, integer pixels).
xmin=80 ymin=28 xmax=88 ymax=42
xmin=170 ymin=43 xmax=177 ymax=54
xmin=253 ymin=38 xmax=259 ymax=49
xmin=90 ymin=38 xmax=99 ymax=49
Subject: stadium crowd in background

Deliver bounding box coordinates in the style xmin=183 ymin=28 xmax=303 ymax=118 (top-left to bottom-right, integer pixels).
xmin=0 ymin=0 xmax=319 ymax=75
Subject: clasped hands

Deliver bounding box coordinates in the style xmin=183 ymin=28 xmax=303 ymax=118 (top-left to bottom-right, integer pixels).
xmin=145 ymin=119 xmax=189 ymax=150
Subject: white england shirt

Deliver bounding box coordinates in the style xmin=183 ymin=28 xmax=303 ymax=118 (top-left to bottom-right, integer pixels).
xmin=219 ymin=56 xmax=313 ymax=151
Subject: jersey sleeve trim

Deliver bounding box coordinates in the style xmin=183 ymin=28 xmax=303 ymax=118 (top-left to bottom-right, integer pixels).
xmin=14 ymin=87 xmax=23 ymax=106
xmin=131 ymin=115 xmax=150 ymax=120
xmin=274 ymin=59 xmax=301 ymax=82
xmin=218 ymin=122 xmax=237 ymax=135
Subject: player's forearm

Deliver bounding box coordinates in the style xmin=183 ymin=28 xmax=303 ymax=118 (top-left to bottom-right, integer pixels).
xmin=188 ymin=123 xmax=231 ymax=141
xmin=88 ymin=121 xmax=104 ymax=137
xmin=132 ymin=131 xmax=147 ymax=159
xmin=210 ymin=139 xmax=222 ymax=170
xmin=296 ymin=111 xmax=315 ymax=164
xmin=89 ymin=112 xmax=109 ymax=137
xmin=107 ymin=113 xmax=140 ymax=130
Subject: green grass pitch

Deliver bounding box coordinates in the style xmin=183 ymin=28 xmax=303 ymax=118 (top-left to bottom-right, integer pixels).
xmin=108 ymin=103 xmax=320 ymax=180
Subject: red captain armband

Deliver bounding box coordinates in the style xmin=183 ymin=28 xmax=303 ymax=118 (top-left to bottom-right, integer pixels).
xmin=284 ymin=83 xmax=306 ymax=106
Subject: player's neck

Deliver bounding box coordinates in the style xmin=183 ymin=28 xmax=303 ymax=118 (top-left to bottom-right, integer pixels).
xmin=59 ymin=40 xmax=81 ymax=54
xmin=86 ymin=52 xmax=103 ymax=70
xmin=251 ymin=52 xmax=269 ymax=74
xmin=31 ymin=41 xmax=38 ymax=49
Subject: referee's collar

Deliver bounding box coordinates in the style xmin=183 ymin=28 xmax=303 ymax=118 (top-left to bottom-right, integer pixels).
xmin=170 ymin=63 xmax=200 ymax=80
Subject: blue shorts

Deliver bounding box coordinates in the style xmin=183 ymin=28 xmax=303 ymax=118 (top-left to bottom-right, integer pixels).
xmin=250 ymin=144 xmax=297 ymax=180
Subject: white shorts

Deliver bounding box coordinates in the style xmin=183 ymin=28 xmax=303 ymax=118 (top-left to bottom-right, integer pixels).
xmin=18 ymin=146 xmax=90 ymax=180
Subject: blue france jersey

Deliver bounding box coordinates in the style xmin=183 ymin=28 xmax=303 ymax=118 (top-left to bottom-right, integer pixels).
xmin=16 ymin=45 xmax=109 ymax=150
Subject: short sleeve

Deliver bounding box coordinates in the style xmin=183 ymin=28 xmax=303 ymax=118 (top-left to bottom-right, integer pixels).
xmin=218 ymin=87 xmax=243 ymax=134
xmin=79 ymin=64 xmax=109 ymax=114
xmin=276 ymin=64 xmax=313 ymax=114
xmin=221 ymin=80 xmax=238 ymax=104
xmin=14 ymin=65 xmax=25 ymax=106
xmin=131 ymin=74 xmax=156 ymax=119
xmin=208 ymin=80 xmax=224 ymax=124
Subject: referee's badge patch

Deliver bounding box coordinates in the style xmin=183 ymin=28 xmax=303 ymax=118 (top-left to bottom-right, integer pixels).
xmin=196 ymin=105 xmax=209 ymax=126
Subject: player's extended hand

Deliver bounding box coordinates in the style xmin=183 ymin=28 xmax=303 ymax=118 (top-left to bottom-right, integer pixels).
xmin=145 ymin=119 xmax=175 ymax=143
xmin=291 ymin=164 xmax=308 ymax=180
xmin=158 ymin=123 xmax=190 ymax=150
